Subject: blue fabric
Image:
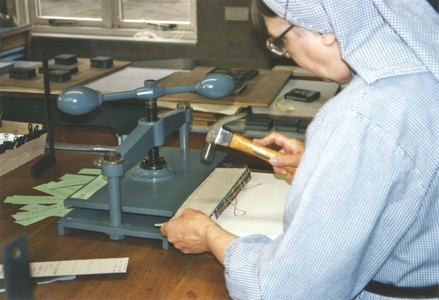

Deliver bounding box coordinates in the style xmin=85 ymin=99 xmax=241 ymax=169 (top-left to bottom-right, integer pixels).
xmin=223 ymin=0 xmax=439 ymax=299
xmin=225 ymin=73 xmax=439 ymax=300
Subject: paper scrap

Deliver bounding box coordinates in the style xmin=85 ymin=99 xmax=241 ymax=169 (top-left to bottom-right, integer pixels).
xmin=58 ymin=174 xmax=95 ymax=182
xmin=33 ymin=184 xmax=78 ymax=198
xmin=33 ymin=174 xmax=95 ymax=197
xmin=70 ymin=175 xmax=107 ymax=200
xmin=12 ymin=203 xmax=73 ymax=226
xmin=4 ymin=195 xmax=65 ymax=205
xmin=19 ymin=204 xmax=46 ymax=211
xmin=4 ymin=170 xmax=102 ymax=226
xmin=77 ymin=168 xmax=102 ymax=175
xmin=0 ymin=258 xmax=129 ymax=279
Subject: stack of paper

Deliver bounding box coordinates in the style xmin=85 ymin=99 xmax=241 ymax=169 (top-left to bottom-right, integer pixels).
xmin=170 ymin=166 xmax=251 ymax=221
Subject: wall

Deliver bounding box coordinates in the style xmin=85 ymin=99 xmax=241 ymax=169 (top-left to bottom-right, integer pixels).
xmin=31 ymin=0 xmax=294 ymax=70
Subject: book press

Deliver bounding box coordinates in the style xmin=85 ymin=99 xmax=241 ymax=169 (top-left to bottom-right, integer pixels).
xmin=55 ymin=72 xmax=291 ymax=249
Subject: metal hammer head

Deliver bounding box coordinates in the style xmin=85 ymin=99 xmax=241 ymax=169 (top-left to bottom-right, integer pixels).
xmin=201 ymin=112 xmax=247 ymax=162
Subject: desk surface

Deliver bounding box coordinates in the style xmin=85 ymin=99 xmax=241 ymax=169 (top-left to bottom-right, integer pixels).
xmin=0 ymin=150 xmax=230 ymax=300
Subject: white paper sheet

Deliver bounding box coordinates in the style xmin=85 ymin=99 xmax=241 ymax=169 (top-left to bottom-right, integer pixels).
xmin=215 ymin=172 xmax=291 ymax=239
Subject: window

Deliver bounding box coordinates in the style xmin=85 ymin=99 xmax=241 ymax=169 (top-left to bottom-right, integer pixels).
xmin=15 ymin=0 xmax=197 ymax=43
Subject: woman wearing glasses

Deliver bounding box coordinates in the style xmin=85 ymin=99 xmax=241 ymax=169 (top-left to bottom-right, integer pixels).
xmin=161 ymin=0 xmax=439 ymax=299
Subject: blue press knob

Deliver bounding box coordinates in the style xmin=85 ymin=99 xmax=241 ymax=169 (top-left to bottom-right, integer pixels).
xmin=57 ymin=87 xmax=103 ymax=115
xmin=195 ymin=73 xmax=235 ymax=99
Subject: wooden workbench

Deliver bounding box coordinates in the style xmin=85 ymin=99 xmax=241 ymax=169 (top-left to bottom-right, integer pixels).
xmin=0 ymin=150 xmax=231 ymax=300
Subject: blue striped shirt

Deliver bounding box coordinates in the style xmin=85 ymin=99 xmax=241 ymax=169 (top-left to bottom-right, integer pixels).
xmin=224 ymin=72 xmax=439 ymax=299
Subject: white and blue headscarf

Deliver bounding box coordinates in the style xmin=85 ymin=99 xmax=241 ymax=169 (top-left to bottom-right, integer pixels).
xmin=263 ymin=0 xmax=439 ymax=84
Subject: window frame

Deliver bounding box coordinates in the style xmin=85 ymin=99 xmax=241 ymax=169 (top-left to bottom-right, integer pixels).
xmin=15 ymin=0 xmax=197 ymax=44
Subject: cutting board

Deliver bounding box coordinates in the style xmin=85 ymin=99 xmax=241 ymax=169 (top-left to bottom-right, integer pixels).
xmin=158 ymin=66 xmax=292 ymax=107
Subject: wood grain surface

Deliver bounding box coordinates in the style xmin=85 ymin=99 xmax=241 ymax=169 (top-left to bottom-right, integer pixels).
xmin=158 ymin=66 xmax=292 ymax=107
xmin=0 ymin=150 xmax=230 ymax=300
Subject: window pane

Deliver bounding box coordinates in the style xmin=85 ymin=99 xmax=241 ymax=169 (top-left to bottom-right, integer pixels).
xmin=37 ymin=0 xmax=103 ymax=20
xmin=121 ymin=0 xmax=190 ymax=23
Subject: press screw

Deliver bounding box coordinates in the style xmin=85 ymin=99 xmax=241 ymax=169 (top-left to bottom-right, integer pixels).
xmin=102 ymin=151 xmax=124 ymax=165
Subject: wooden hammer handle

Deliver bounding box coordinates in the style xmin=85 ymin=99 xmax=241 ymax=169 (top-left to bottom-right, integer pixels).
xmin=229 ymin=133 xmax=297 ymax=173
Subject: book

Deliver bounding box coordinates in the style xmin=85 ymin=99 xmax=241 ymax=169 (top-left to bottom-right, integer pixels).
xmin=211 ymin=167 xmax=251 ymax=218
xmin=168 ymin=166 xmax=251 ymax=221
xmin=215 ymin=172 xmax=291 ymax=239
xmin=162 ymin=167 xmax=291 ymax=240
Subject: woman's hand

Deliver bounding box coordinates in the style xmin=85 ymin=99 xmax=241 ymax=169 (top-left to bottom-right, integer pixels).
xmin=160 ymin=209 xmax=238 ymax=264
xmin=253 ymin=132 xmax=305 ymax=180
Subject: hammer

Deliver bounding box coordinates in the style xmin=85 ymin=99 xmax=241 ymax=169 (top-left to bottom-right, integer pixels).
xmin=201 ymin=113 xmax=296 ymax=173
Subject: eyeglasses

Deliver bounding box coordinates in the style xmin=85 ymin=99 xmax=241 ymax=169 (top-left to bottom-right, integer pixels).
xmin=266 ymin=24 xmax=294 ymax=56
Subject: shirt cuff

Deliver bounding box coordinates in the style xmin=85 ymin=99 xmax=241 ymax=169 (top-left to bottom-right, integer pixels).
xmin=223 ymin=234 xmax=272 ymax=300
